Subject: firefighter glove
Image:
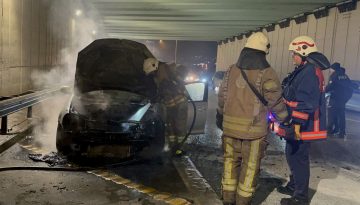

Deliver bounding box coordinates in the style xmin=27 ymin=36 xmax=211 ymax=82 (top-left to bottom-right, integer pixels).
xmin=216 ymin=110 xmax=223 ymax=131
xmin=278 ymin=123 xmax=295 ymax=140
xmin=294 ymin=124 xmax=301 ymax=140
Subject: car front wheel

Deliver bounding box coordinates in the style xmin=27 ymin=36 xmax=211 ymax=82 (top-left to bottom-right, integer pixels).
xmin=56 ymin=124 xmax=72 ymax=155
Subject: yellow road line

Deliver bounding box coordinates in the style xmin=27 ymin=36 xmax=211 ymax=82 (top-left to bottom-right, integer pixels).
xmin=166 ymin=197 xmax=193 ymax=205
xmin=20 ymin=144 xmax=46 ymax=154
xmin=20 ymin=144 xmax=192 ymax=205
xmin=89 ymin=169 xmax=192 ymax=205
xmin=153 ymin=193 xmax=172 ymax=200
xmin=20 ymin=145 xmax=33 ymax=148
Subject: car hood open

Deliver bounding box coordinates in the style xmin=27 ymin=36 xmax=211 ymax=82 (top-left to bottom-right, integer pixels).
xmin=75 ymin=39 xmax=157 ymax=98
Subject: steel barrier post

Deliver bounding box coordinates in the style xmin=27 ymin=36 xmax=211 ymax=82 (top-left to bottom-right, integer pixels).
xmin=1 ymin=116 xmax=8 ymax=134
xmin=27 ymin=107 xmax=33 ymax=118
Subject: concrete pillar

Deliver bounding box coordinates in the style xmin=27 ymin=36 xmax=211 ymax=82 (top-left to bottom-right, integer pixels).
xmin=0 ymin=0 xmax=74 ymax=97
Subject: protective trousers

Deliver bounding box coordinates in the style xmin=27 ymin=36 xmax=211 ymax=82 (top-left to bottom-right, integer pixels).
xmin=327 ymin=101 xmax=346 ymax=135
xmin=222 ymin=135 xmax=267 ymax=205
xmin=285 ymin=140 xmax=310 ymax=200
xmin=165 ymin=101 xmax=188 ymax=147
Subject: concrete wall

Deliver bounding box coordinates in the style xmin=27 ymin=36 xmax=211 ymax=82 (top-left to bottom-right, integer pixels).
xmin=0 ymin=0 xmax=72 ymax=96
xmin=216 ymin=6 xmax=360 ymax=81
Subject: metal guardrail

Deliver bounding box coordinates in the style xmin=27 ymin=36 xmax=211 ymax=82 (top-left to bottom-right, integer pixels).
xmin=0 ymin=87 xmax=67 ymax=134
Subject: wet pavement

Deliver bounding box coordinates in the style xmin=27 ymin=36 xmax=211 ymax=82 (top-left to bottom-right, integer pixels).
xmin=0 ymin=99 xmax=195 ymax=205
xmin=1 ymin=91 xmax=360 ymax=204
xmin=0 ymin=97 xmax=222 ymax=205
xmin=0 ymin=138 xmax=198 ymax=205
xmin=186 ymin=89 xmax=360 ymax=205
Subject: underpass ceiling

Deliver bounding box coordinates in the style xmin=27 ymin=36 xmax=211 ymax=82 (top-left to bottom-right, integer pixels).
xmin=89 ymin=0 xmax=342 ymax=41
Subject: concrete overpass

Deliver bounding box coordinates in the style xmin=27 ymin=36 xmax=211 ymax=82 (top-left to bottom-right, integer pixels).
xmin=1 ymin=0 xmax=353 ymax=97
xmin=1 ymin=1 xmax=360 ymax=205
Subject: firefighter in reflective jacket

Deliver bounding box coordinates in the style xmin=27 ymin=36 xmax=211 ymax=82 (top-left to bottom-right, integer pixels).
xmin=217 ymin=32 xmax=288 ymax=205
xmin=277 ymin=36 xmax=329 ymax=205
xmin=143 ymin=58 xmax=188 ymax=153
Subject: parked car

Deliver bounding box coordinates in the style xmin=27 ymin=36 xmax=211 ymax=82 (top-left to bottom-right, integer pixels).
xmin=211 ymin=71 xmax=225 ymax=94
xmin=325 ymin=80 xmax=360 ymax=112
xmin=346 ymin=80 xmax=360 ymax=112
xmin=56 ymin=39 xmax=208 ymax=158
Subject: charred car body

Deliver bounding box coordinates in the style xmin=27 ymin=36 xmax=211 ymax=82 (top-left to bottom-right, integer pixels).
xmin=56 ymin=39 xmax=164 ymax=158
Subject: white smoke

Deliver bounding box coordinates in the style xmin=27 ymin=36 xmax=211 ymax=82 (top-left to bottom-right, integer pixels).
xmin=30 ymin=0 xmax=103 ymax=151
xmin=31 ymin=0 xmax=102 ymax=88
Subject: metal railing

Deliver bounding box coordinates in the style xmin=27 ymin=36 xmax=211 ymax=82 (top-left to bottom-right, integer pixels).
xmin=0 ymin=87 xmax=68 ymax=134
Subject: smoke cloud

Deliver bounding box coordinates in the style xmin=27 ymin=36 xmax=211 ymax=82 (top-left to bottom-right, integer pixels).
xmin=31 ymin=0 xmax=103 ymax=151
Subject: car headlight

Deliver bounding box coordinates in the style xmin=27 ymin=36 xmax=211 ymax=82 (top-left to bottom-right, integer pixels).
xmin=62 ymin=113 xmax=85 ymax=131
xmin=185 ymin=74 xmax=200 ymax=82
xmin=185 ymin=76 xmax=194 ymax=82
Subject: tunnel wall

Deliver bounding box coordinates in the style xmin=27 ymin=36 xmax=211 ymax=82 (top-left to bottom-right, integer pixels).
xmin=0 ymin=0 xmax=72 ymax=96
xmin=216 ymin=6 xmax=360 ymax=81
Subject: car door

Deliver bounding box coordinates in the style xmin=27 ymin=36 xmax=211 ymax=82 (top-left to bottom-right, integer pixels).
xmin=346 ymin=81 xmax=360 ymax=112
xmin=185 ymin=81 xmax=208 ymax=134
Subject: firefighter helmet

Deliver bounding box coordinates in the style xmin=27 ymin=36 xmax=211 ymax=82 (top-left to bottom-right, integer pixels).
xmin=143 ymin=58 xmax=159 ymax=75
xmin=289 ymin=36 xmax=318 ymax=57
xmin=245 ymin=32 xmax=270 ymax=53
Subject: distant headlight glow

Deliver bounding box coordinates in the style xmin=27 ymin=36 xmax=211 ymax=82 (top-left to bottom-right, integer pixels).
xmin=185 ymin=74 xmax=199 ymax=82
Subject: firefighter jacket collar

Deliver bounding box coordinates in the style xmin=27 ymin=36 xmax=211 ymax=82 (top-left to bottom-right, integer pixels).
xmin=236 ymin=48 xmax=270 ymax=70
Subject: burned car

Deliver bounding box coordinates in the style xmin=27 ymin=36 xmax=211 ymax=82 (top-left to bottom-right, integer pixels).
xmin=56 ymin=39 xmax=164 ymax=158
xmin=56 ymin=39 xmax=208 ymax=158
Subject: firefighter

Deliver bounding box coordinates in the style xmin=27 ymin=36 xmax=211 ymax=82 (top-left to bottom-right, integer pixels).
xmin=217 ymin=32 xmax=288 ymax=205
xmin=277 ymin=36 xmax=329 ymax=205
xmin=143 ymin=58 xmax=188 ymax=154
xmin=326 ymin=62 xmax=357 ymax=138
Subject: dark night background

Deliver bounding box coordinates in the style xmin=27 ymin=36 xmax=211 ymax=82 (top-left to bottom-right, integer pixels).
xmin=138 ymin=40 xmax=218 ymax=80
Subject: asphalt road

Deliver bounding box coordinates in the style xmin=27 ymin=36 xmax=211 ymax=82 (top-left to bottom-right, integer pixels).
xmin=0 ymin=98 xmax=221 ymax=205
xmin=1 ymin=90 xmax=360 ymax=205
xmin=186 ymin=88 xmax=360 ymax=205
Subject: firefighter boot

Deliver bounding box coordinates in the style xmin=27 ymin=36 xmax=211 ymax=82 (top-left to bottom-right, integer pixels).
xmin=222 ymin=191 xmax=236 ymax=205
xmin=280 ymin=197 xmax=309 ymax=205
xmin=277 ymin=186 xmax=294 ymax=196
xmin=173 ymin=135 xmax=186 ymax=156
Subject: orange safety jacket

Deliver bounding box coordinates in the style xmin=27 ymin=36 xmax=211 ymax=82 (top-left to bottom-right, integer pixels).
xmin=281 ymin=62 xmax=327 ymax=141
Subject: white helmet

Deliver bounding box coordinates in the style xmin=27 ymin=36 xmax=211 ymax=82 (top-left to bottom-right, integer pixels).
xmin=289 ymin=36 xmax=318 ymax=57
xmin=245 ymin=32 xmax=270 ymax=53
xmin=143 ymin=58 xmax=159 ymax=75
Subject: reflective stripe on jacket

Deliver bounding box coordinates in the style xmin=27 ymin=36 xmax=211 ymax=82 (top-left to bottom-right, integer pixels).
xmin=163 ymin=94 xmax=187 ymax=107
xmin=155 ymin=63 xmax=187 ymax=107
xmin=218 ymin=65 xmax=288 ymax=140
xmin=282 ymin=62 xmax=327 ymax=141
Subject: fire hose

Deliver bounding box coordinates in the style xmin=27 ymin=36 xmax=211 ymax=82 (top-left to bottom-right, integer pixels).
xmin=0 ymin=90 xmax=198 ymax=171
xmin=0 ymin=158 xmax=139 ymax=172
xmin=171 ymin=92 xmax=197 ymax=156
xmin=0 ymin=166 xmax=91 ymax=172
